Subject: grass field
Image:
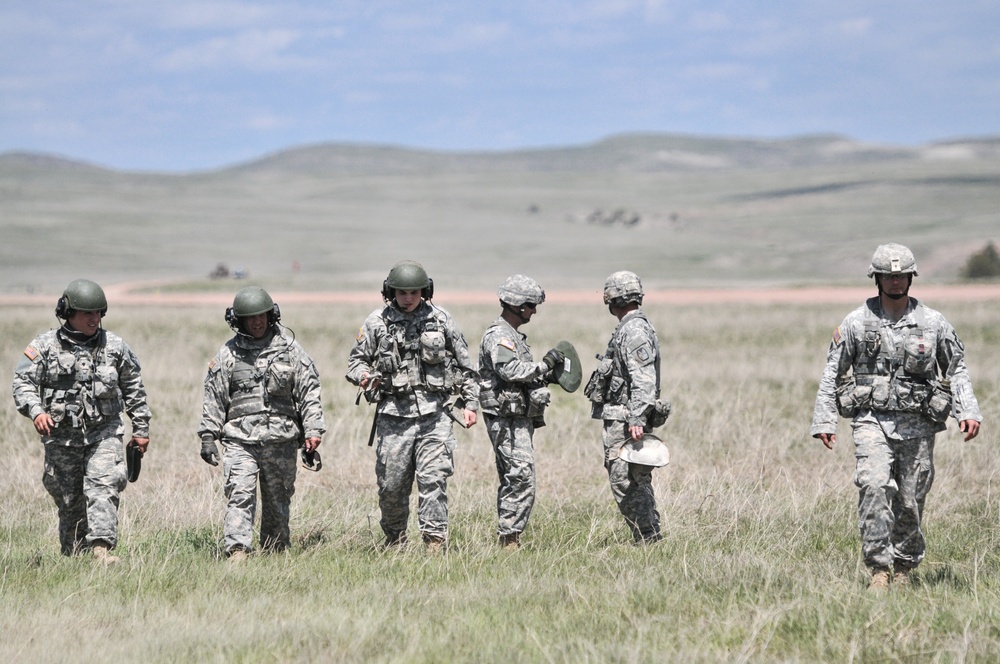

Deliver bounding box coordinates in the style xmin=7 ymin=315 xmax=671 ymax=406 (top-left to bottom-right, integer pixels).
xmin=2 ymin=295 xmax=998 ymax=662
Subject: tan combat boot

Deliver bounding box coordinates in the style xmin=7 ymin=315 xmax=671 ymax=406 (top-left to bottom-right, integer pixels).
xmin=92 ymin=542 xmax=120 ymax=566
xmin=423 ymin=535 xmax=446 ymax=554
xmin=228 ymin=549 xmax=248 ymax=564
xmin=893 ymin=565 xmax=912 ymax=587
xmin=499 ymin=533 xmax=520 ymax=550
xmin=868 ymin=566 xmax=891 ymax=591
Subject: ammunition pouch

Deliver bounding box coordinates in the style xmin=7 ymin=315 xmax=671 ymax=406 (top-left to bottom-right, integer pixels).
xmin=526 ymin=386 xmax=551 ymax=419
xmin=836 ymin=377 xmax=871 ymax=418
xmin=498 ymin=389 xmax=527 ymax=417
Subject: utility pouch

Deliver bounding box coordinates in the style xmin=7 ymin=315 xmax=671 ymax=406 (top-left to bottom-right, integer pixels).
xmin=648 ymin=399 xmax=671 ymax=428
xmin=923 ymin=379 xmax=952 ymax=423
xmin=498 ymin=390 xmax=527 ymax=416
xmin=526 ymin=386 xmax=551 ymax=418
xmin=903 ymin=332 xmax=935 ymax=375
xmin=93 ymin=366 xmax=118 ymax=399
xmin=584 ymin=357 xmax=613 ymax=403
xmin=419 ymin=329 xmax=447 ymax=365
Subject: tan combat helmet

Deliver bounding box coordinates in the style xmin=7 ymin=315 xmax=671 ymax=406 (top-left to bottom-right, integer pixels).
xmin=867 ymin=243 xmax=919 ymax=278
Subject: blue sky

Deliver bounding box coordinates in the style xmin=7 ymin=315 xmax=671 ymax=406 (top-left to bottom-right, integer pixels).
xmin=2 ymin=1 xmax=999 ymax=172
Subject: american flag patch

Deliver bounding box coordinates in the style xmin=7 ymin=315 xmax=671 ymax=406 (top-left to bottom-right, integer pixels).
xmin=23 ymin=345 xmax=39 ymax=361
xmin=499 ymin=338 xmax=516 ymax=351
xmin=208 ymin=358 xmax=217 ymax=370
xmin=832 ymin=327 xmax=842 ymax=344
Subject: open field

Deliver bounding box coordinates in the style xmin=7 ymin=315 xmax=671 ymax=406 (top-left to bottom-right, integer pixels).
xmin=2 ymin=295 xmax=998 ymax=662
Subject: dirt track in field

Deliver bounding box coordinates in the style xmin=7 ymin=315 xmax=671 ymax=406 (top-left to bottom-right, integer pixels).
xmin=4 ymin=281 xmax=1000 ymax=308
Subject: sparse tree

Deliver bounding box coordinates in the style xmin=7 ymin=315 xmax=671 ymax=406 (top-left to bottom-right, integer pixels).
xmin=961 ymin=241 xmax=1000 ymax=279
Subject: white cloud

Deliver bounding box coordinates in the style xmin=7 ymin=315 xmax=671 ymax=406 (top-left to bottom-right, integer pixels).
xmin=156 ymin=29 xmax=311 ymax=71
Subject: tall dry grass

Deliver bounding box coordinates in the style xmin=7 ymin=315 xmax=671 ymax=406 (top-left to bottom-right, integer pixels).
xmin=1 ymin=296 xmax=998 ymax=662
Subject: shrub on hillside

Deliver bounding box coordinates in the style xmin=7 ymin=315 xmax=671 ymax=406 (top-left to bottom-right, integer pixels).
xmin=961 ymin=241 xmax=1000 ymax=279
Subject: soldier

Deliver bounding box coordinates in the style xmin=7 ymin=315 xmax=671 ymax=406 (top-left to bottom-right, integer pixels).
xmin=346 ymin=260 xmax=479 ymax=552
xmin=811 ymin=243 xmax=983 ymax=590
xmin=12 ymin=279 xmax=151 ymax=564
xmin=478 ymin=275 xmax=565 ymax=549
xmin=199 ymin=287 xmax=325 ymax=561
xmin=585 ymin=271 xmax=670 ymax=544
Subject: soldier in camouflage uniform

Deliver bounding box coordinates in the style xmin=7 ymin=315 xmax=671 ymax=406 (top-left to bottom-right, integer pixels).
xmin=585 ymin=271 xmax=668 ymax=544
xmin=199 ymin=287 xmax=325 ymax=560
xmin=12 ymin=279 xmax=150 ymax=564
xmin=346 ymin=260 xmax=479 ymax=551
xmin=478 ymin=275 xmax=565 ymax=549
xmin=811 ymin=244 xmax=983 ymax=590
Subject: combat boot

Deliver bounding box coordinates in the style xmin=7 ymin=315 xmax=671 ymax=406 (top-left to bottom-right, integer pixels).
xmin=423 ymin=535 xmax=446 ymax=554
xmin=382 ymin=530 xmax=408 ymax=550
xmin=868 ymin=566 xmax=891 ymax=591
xmin=227 ymin=548 xmax=248 ymax=564
xmin=92 ymin=541 xmax=120 ymax=566
xmin=499 ymin=532 xmax=520 ymax=550
xmin=893 ymin=564 xmax=913 ymax=587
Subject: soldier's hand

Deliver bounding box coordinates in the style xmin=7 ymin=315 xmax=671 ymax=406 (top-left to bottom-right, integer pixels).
xmin=542 ymin=348 xmax=565 ymax=371
xmin=131 ymin=437 xmax=150 ymax=455
xmin=200 ymin=438 xmax=220 ymax=466
xmin=815 ymin=433 xmax=836 ymax=450
xmin=33 ymin=412 xmax=54 ymax=436
xmin=960 ymin=419 xmax=981 ymax=441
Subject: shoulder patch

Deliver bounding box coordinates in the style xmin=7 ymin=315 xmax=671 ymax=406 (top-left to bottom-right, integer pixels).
xmin=499 ymin=338 xmax=516 ymax=351
xmin=208 ymin=358 xmax=217 ymax=370
xmin=23 ymin=345 xmax=40 ymax=362
xmin=355 ymin=326 xmax=365 ymax=342
xmin=634 ymin=345 xmax=651 ymax=362
xmin=832 ymin=326 xmax=842 ymax=345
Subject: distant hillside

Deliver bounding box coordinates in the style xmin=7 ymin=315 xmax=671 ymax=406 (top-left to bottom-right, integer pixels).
xmin=221 ymin=133 xmax=1000 ymax=176
xmin=2 ymin=132 xmax=999 ymax=295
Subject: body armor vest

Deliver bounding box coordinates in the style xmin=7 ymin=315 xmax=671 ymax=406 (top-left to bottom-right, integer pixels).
xmin=227 ymin=346 xmax=297 ymax=420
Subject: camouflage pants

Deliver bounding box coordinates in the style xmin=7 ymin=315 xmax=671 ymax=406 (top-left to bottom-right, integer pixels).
xmin=852 ymin=420 xmax=935 ymax=569
xmin=484 ymin=414 xmax=536 ymax=537
xmin=375 ymin=411 xmax=456 ymax=540
xmin=603 ymin=421 xmax=660 ymax=542
xmin=222 ymin=439 xmax=298 ymax=554
xmin=42 ymin=436 xmax=127 ymax=555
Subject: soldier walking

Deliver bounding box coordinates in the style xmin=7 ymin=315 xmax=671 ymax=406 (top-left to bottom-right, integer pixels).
xmin=13 ymin=279 xmax=151 ymax=564
xmin=199 ymin=287 xmax=325 ymax=560
xmin=346 ymin=260 xmax=479 ymax=552
xmin=478 ymin=275 xmax=566 ymax=549
xmin=811 ymin=243 xmax=983 ymax=590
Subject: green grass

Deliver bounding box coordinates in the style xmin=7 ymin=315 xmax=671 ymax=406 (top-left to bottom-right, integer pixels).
xmin=2 ymin=298 xmax=999 ymax=661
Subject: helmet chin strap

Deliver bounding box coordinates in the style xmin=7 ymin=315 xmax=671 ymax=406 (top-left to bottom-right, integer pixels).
xmin=876 ymin=274 xmax=912 ymax=300
xmin=502 ymin=302 xmax=532 ymax=325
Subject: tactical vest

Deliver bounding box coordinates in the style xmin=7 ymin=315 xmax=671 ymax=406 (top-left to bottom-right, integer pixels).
xmin=227 ymin=345 xmax=297 ymax=420
xmin=851 ymin=303 xmax=937 ymax=413
xmin=600 ymin=312 xmax=661 ymax=406
xmin=42 ymin=329 xmax=122 ymax=429
xmin=379 ymin=308 xmax=458 ymax=396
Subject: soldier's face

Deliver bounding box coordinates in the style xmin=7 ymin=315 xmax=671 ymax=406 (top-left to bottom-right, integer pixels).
xmin=395 ymin=289 xmax=421 ymax=313
xmin=878 ymin=273 xmax=911 ymax=298
xmin=243 ymin=313 xmax=270 ymax=339
xmin=67 ymin=310 xmax=102 ymax=336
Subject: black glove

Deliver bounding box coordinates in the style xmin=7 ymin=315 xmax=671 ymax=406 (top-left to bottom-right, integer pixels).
xmin=542 ymin=348 xmax=565 ymax=371
xmin=200 ymin=438 xmax=220 ymax=466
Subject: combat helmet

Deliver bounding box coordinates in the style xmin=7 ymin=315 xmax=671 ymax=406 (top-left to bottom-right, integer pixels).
xmin=867 ymin=243 xmax=919 ymax=278
xmin=603 ymin=270 xmax=644 ymax=306
xmin=619 ymin=433 xmax=670 ymax=468
xmin=497 ymin=274 xmax=545 ymax=307
xmin=226 ymin=286 xmax=279 ymax=332
xmin=382 ymin=260 xmax=433 ymax=300
xmin=56 ymin=279 xmax=108 ymax=318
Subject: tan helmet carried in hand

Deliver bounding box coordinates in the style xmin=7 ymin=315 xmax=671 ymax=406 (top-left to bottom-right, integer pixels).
xmin=619 ymin=433 xmax=670 ymax=468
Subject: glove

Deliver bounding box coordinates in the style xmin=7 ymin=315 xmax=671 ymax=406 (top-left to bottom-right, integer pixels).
xmin=542 ymin=348 xmax=565 ymax=371
xmin=200 ymin=437 xmax=220 ymax=466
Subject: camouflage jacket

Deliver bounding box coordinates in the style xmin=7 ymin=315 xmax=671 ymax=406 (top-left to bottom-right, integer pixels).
xmin=346 ymin=301 xmax=479 ymax=418
xmin=199 ymin=328 xmax=325 ymax=445
xmin=12 ymin=325 xmax=150 ymax=445
xmin=478 ymin=316 xmax=551 ymax=416
xmin=811 ymin=296 xmax=982 ymax=440
xmin=590 ymin=309 xmax=661 ymax=426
